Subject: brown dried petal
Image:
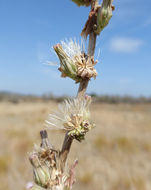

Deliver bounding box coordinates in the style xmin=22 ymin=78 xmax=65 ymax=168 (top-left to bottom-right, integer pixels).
xmin=81 ymin=5 xmax=100 ymax=38
xmin=75 ymin=54 xmax=97 ymax=79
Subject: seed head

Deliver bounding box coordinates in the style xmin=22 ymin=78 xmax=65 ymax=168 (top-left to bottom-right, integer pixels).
xmin=46 ymin=97 xmax=95 ymax=141
xmin=75 ymin=53 xmax=97 ymax=79
xmin=53 ymin=39 xmax=97 ymax=83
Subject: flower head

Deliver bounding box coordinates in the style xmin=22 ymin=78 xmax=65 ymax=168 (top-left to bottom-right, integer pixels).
xmin=46 ymin=97 xmax=95 ymax=141
xmin=29 ymin=146 xmax=62 ymax=189
xmin=53 ymin=39 xmax=97 ymax=83
xmin=29 ymin=144 xmax=75 ymax=190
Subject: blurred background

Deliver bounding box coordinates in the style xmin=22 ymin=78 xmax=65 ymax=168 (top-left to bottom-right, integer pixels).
xmin=0 ymin=0 xmax=151 ymax=189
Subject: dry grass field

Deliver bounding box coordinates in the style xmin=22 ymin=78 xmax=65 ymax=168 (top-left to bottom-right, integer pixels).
xmin=0 ymin=100 xmax=151 ymax=190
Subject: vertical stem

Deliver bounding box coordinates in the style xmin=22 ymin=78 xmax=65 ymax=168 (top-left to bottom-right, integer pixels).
xmin=77 ymin=0 xmax=98 ymax=98
xmin=59 ymin=133 xmax=73 ymax=172
xmin=88 ymin=32 xmax=97 ymax=56
xmin=77 ymin=79 xmax=89 ymax=98
xmin=60 ymin=0 xmax=98 ymax=172
xmin=77 ymin=32 xmax=97 ymax=98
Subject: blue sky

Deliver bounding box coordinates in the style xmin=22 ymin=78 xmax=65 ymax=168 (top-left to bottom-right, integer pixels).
xmin=0 ymin=0 xmax=151 ymax=96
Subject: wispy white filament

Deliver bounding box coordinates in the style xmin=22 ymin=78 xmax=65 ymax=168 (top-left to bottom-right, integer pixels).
xmin=46 ymin=98 xmax=91 ymax=130
xmin=61 ymin=38 xmax=84 ymax=58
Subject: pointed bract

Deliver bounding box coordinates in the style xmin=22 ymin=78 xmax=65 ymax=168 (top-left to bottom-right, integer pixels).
xmin=29 ymin=153 xmax=51 ymax=188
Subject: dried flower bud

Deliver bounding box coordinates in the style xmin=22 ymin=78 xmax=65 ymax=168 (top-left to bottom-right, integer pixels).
xmin=95 ymin=0 xmax=114 ymax=35
xmin=46 ymin=98 xmax=95 ymax=141
xmin=53 ymin=40 xmax=97 ymax=83
xmin=71 ymin=0 xmax=92 ymax=7
xmin=29 ymin=153 xmax=51 ymax=188
xmin=68 ymin=117 xmax=95 ymax=141
xmin=75 ymin=54 xmax=97 ymax=80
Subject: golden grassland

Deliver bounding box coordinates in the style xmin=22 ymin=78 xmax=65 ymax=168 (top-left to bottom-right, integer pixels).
xmin=0 ymin=100 xmax=151 ymax=190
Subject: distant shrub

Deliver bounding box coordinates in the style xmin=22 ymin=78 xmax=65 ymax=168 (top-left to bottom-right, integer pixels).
xmin=0 ymin=92 xmax=151 ymax=104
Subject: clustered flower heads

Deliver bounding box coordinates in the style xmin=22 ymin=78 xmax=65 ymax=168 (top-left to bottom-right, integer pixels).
xmin=29 ymin=145 xmax=67 ymax=190
xmin=46 ymin=97 xmax=95 ymax=141
xmin=53 ymin=39 xmax=97 ymax=83
xmin=29 ymin=143 xmax=78 ymax=190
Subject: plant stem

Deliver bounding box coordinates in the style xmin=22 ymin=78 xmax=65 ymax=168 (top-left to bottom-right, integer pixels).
xmin=77 ymin=1 xmax=97 ymax=98
xmin=77 ymin=78 xmax=89 ymax=98
xmin=88 ymin=32 xmax=97 ymax=56
xmin=59 ymin=133 xmax=73 ymax=172
xmin=59 ymin=0 xmax=98 ymax=172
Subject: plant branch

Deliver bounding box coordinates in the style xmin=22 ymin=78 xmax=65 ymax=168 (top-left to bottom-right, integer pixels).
xmin=59 ymin=133 xmax=73 ymax=172
xmin=77 ymin=78 xmax=89 ymax=98
xmin=88 ymin=32 xmax=97 ymax=56
xmin=77 ymin=0 xmax=98 ymax=98
xmin=30 ymin=1 xmax=114 ymax=189
xmin=59 ymin=0 xmax=98 ymax=173
xmin=40 ymin=130 xmax=53 ymax=149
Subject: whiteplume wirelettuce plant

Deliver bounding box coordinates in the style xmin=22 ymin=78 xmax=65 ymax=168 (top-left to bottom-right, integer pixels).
xmin=28 ymin=0 xmax=114 ymax=189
